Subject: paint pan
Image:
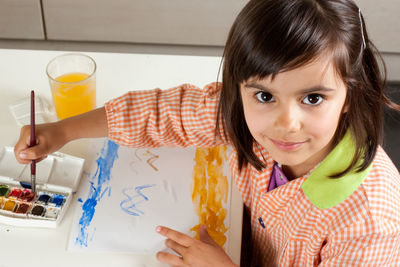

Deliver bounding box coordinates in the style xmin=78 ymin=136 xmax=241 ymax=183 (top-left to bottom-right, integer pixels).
xmin=37 ymin=192 xmax=52 ymax=204
xmin=30 ymin=204 xmax=46 ymax=217
xmin=3 ymin=199 xmax=16 ymax=211
xmin=0 ymin=197 xmax=5 ymax=209
xmin=19 ymin=189 xmax=32 ymax=198
xmin=45 ymin=206 xmax=59 ymax=219
xmin=8 ymin=188 xmax=22 ymax=199
xmin=0 ymin=185 xmax=9 ymax=197
xmin=15 ymin=202 xmax=31 ymax=214
xmin=49 ymin=194 xmax=66 ymax=207
xmin=19 ymin=192 xmax=36 ymax=202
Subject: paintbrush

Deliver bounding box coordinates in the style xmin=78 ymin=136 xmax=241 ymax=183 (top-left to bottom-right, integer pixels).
xmin=30 ymin=90 xmax=36 ymax=193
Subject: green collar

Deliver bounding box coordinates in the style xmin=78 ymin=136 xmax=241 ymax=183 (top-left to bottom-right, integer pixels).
xmin=301 ymin=132 xmax=372 ymax=209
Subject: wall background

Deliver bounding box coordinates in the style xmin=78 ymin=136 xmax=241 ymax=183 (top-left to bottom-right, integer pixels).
xmin=0 ymin=0 xmax=399 ymax=80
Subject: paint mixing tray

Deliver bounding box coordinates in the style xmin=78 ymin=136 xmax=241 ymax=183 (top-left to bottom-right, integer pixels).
xmin=9 ymin=95 xmax=53 ymax=126
xmin=0 ymin=146 xmax=84 ymax=227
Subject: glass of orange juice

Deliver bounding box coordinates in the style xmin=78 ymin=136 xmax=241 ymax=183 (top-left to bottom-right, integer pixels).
xmin=46 ymin=53 xmax=96 ymax=119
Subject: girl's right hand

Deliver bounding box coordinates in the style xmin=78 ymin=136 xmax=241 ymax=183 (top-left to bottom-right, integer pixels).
xmin=14 ymin=107 xmax=108 ymax=164
xmin=14 ymin=122 xmax=68 ymax=164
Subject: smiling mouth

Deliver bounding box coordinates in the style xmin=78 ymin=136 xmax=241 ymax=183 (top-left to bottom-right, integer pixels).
xmin=270 ymin=138 xmax=308 ymax=151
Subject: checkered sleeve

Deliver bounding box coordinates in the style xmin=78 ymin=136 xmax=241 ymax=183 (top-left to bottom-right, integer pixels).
xmin=104 ymin=82 xmax=228 ymax=148
xmin=229 ymin=154 xmax=252 ymax=209
xmin=319 ymin=218 xmax=400 ymax=266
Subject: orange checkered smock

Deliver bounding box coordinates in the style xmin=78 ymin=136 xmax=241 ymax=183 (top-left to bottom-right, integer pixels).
xmin=105 ymin=82 xmax=400 ymax=266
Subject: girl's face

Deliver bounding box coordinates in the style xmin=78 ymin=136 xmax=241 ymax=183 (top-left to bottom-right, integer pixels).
xmin=240 ymin=56 xmax=347 ymax=178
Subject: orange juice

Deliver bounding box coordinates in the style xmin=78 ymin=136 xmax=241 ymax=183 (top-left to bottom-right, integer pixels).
xmin=51 ymin=72 xmax=96 ymax=119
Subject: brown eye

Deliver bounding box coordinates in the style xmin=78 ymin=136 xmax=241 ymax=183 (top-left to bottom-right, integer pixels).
xmin=255 ymin=91 xmax=274 ymax=103
xmin=303 ymin=94 xmax=323 ymax=105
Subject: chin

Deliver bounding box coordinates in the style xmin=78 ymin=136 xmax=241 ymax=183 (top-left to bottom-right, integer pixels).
xmin=267 ymin=150 xmax=307 ymax=166
xmin=275 ymin=157 xmax=304 ymax=167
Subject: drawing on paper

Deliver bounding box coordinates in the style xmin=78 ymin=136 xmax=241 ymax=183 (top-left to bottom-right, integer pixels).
xmin=68 ymin=138 xmax=231 ymax=253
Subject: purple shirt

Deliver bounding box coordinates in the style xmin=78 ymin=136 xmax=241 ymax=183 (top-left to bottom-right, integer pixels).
xmin=268 ymin=162 xmax=289 ymax=192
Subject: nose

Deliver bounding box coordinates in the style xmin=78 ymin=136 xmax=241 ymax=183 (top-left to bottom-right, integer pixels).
xmin=273 ymin=104 xmax=302 ymax=133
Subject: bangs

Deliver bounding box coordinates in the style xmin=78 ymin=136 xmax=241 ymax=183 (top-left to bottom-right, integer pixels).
xmin=226 ymin=0 xmax=339 ymax=83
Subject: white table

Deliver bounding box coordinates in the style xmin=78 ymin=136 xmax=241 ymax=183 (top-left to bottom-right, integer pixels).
xmin=0 ymin=49 xmax=242 ymax=267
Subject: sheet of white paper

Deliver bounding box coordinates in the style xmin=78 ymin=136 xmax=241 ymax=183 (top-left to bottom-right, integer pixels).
xmin=68 ymin=138 xmax=232 ymax=254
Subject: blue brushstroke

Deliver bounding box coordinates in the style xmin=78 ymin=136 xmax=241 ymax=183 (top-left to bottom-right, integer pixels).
xmin=75 ymin=140 xmax=119 ymax=247
xmin=120 ymin=184 xmax=156 ymax=216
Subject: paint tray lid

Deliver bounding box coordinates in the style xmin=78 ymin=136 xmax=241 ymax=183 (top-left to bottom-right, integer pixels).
xmin=0 ymin=146 xmax=84 ymax=190
xmin=8 ymin=95 xmax=53 ymax=126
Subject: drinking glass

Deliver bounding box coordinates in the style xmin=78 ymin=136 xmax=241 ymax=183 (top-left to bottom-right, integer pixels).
xmin=46 ymin=53 xmax=96 ymax=119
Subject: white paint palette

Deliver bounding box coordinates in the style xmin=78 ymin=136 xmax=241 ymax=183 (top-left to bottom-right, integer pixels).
xmin=0 ymin=146 xmax=84 ymax=227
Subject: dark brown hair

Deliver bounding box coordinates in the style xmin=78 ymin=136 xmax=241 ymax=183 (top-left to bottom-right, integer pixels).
xmin=217 ymin=0 xmax=400 ymax=175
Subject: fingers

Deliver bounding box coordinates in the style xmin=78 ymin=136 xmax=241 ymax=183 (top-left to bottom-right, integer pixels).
xmin=156 ymin=226 xmax=233 ymax=267
xmin=15 ymin=144 xmax=48 ymax=164
xmin=156 ymin=251 xmax=187 ymax=267
xmin=14 ymin=125 xmax=39 ymax=164
xmin=165 ymin=238 xmax=186 ymax=256
xmin=14 ymin=123 xmax=58 ymax=164
xmin=33 ymin=155 xmax=48 ymax=164
xmin=199 ymin=225 xmax=218 ymax=246
xmin=156 ymin=226 xmax=193 ymax=247
xmin=156 ymin=238 xmax=189 ymax=267
xmin=16 ymin=152 xmax=48 ymax=165
xmin=14 ymin=126 xmax=30 ymax=163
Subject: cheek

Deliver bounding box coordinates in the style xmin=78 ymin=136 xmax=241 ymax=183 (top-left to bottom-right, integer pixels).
xmin=304 ymin=107 xmax=343 ymax=139
xmin=243 ymin=107 xmax=273 ymax=137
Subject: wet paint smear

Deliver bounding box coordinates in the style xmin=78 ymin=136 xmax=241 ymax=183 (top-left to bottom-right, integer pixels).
xmin=20 ymin=192 xmax=35 ymax=202
xmin=8 ymin=188 xmax=22 ymax=198
xmin=0 ymin=185 xmax=9 ymax=197
xmin=120 ymin=184 xmax=156 ymax=216
xmin=191 ymin=146 xmax=229 ymax=248
xmin=45 ymin=206 xmax=60 ymax=219
xmin=75 ymin=140 xmax=119 ymax=247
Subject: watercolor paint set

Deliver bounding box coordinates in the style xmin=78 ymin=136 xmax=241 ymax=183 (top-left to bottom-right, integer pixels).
xmin=0 ymin=146 xmax=84 ymax=227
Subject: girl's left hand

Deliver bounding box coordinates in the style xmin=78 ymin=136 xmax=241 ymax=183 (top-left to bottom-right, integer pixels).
xmin=156 ymin=225 xmax=238 ymax=267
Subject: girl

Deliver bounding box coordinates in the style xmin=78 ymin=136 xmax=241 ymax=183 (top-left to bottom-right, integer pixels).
xmin=15 ymin=0 xmax=400 ymax=266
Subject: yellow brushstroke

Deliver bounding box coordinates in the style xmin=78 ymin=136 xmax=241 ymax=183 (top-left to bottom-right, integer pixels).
xmin=191 ymin=146 xmax=229 ymax=248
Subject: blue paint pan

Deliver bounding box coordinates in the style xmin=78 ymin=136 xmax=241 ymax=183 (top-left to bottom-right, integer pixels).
xmin=49 ymin=194 xmax=66 ymax=207
xmin=37 ymin=193 xmax=52 ymax=204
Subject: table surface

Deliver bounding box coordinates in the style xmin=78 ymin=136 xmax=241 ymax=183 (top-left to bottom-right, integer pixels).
xmin=0 ymin=48 xmax=243 ymax=267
